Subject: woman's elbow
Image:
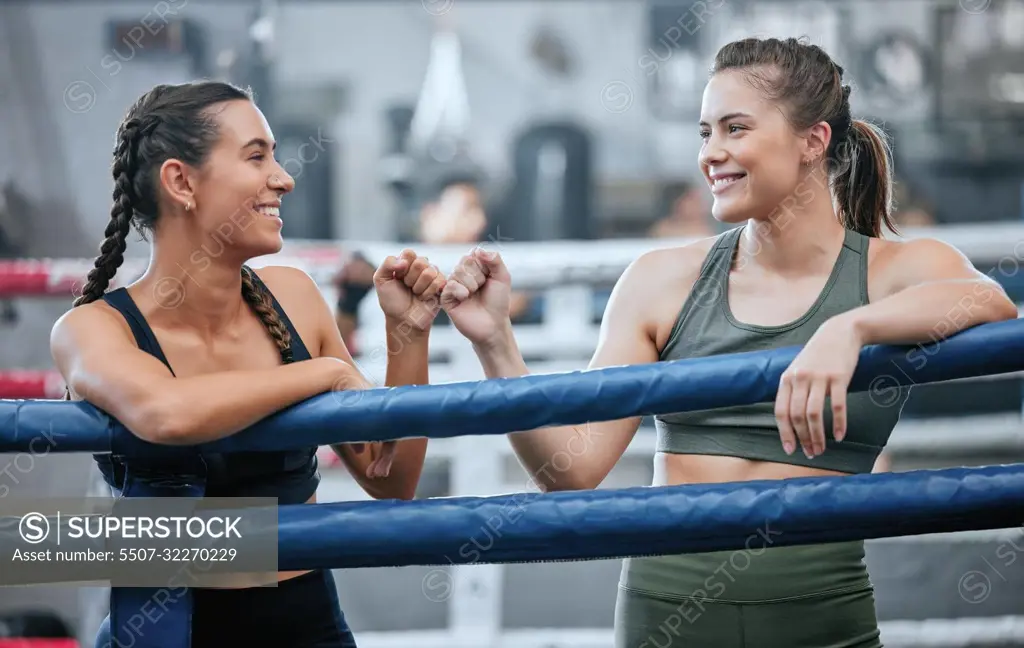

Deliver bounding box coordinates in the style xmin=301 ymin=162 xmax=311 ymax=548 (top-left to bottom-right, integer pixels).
xmin=995 ymin=294 xmax=1019 ymax=321
xmin=127 ymin=395 xmax=194 ymax=445
xmin=981 ymin=282 xmax=1019 ymax=322
xmin=73 ymin=380 xmax=187 ymax=445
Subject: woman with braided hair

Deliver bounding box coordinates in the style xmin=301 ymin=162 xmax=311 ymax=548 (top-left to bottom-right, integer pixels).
xmin=440 ymin=37 xmax=1017 ymax=647
xmin=51 ymin=81 xmax=445 ymax=647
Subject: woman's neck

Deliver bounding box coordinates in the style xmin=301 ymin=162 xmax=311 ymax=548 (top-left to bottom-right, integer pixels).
xmin=136 ymin=236 xmax=248 ymax=335
xmin=738 ymin=172 xmax=846 ymax=276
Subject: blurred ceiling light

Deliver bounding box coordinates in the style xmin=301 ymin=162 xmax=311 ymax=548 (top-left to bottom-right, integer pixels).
xmin=409 ymin=30 xmax=471 ymax=163
xmin=249 ymin=16 xmax=274 ymax=45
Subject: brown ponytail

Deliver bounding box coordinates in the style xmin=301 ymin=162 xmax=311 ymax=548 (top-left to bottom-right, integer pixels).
xmin=833 ymin=119 xmax=897 ymax=237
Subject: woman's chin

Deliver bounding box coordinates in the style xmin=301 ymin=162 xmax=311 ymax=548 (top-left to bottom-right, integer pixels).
xmin=265 ymin=236 xmax=285 ymax=255
xmin=245 ymin=235 xmax=285 ymax=260
xmin=711 ymin=200 xmax=750 ymax=225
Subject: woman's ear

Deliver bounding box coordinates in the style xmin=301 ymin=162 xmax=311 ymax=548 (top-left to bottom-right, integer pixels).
xmin=158 ymin=158 xmax=196 ymax=212
xmin=802 ymin=121 xmax=833 ymax=165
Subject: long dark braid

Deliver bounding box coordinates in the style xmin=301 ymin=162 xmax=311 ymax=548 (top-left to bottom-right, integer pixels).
xmin=73 ymin=120 xmax=144 ymax=307
xmin=75 ymin=83 xmax=249 ymax=306
xmin=74 ymin=82 xmax=294 ymax=362
xmin=241 ymin=266 xmax=293 ymax=363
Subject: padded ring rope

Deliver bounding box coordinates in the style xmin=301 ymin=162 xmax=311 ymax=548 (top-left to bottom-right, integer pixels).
xmin=0 ymin=320 xmax=1021 ymax=568
xmin=0 ymin=369 xmax=66 ymax=399
xmin=9 ymin=464 xmax=1019 ymax=578
xmin=3 ymin=320 xmax=1024 ymax=648
xmin=3 ymin=318 xmax=1024 ymax=455
xmin=270 ymin=462 xmax=1024 ymax=569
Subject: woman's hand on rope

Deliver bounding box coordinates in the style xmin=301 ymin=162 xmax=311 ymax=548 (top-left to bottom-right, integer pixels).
xmin=774 ymin=314 xmax=863 ymax=460
xmin=329 ymin=361 xmax=398 ymax=479
xmin=442 ymin=247 xmax=514 ymax=351
xmin=374 ymin=249 xmax=446 ymax=333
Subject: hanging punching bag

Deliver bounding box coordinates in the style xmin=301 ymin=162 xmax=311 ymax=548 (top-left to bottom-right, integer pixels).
xmin=505 ymin=121 xmax=593 ymax=241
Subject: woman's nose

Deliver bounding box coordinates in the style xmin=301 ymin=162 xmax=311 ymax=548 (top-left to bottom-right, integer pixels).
xmin=270 ymin=171 xmax=295 ymax=193
xmin=699 ymin=137 xmax=727 ymax=169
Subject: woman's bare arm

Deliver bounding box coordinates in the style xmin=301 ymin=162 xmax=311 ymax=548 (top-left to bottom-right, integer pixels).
xmin=467 ymin=249 xmax=704 ymax=491
xmin=51 ymin=303 xmax=354 ymax=445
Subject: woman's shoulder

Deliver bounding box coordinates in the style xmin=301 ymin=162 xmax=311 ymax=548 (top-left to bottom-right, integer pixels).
xmin=866 ymin=233 xmax=987 ymax=299
xmin=249 ymin=265 xmax=332 ymax=329
xmin=52 ymin=298 xmax=133 ymax=342
xmin=609 ymin=234 xmax=724 ymax=342
xmin=624 ymin=233 xmax=722 ymax=295
xmin=251 ymin=265 xmax=323 ymax=300
xmin=865 ymin=234 xmax=977 ymax=279
xmin=50 ymin=298 xmax=137 ymax=369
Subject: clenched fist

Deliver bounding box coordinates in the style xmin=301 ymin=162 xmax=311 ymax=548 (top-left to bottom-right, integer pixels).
xmin=356 ymin=249 xmax=444 ymax=479
xmin=374 ymin=248 xmax=446 ymax=332
xmin=441 ymin=248 xmax=513 ymax=348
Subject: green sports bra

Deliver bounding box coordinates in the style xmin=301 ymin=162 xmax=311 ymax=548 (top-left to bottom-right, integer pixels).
xmin=654 ymin=226 xmax=910 ymax=474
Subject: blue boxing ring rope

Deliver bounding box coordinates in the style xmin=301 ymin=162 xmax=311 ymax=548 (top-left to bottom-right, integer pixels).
xmin=1 ymin=318 xmax=1024 ymax=648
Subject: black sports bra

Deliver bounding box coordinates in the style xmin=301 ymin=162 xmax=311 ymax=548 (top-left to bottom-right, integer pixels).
xmin=94 ymin=270 xmax=320 ymax=504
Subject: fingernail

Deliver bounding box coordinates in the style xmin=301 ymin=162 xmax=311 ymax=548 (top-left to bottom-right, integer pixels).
xmin=804 ymin=449 xmax=814 ymax=459
xmin=783 ymin=441 xmax=795 ymax=455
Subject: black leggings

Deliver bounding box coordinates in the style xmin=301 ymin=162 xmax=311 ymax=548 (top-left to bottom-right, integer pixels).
xmin=96 ymin=570 xmax=357 ymax=647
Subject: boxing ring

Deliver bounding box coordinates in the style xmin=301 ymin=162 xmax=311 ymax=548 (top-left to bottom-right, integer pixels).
xmin=1 ymin=319 xmax=1024 ymax=646
xmin=1 ymin=224 xmax=1024 ymax=647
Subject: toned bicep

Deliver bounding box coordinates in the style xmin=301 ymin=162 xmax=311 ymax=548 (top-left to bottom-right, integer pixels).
xmin=50 ymin=305 xmax=175 ymax=437
xmin=311 ymin=282 xmax=359 ymax=367
xmin=589 ymin=244 xmax=709 ymax=374
xmin=589 ymin=285 xmax=662 ymax=371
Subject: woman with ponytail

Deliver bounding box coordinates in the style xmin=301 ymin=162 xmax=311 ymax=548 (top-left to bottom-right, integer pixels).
xmin=51 ymin=82 xmax=444 ymax=647
xmin=438 ymin=38 xmax=1018 ymax=646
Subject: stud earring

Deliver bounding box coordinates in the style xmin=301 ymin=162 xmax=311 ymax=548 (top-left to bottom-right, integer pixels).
xmin=185 ymin=201 xmax=192 ymax=212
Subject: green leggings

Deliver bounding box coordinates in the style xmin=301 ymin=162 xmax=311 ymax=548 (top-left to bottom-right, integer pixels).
xmin=615 ymin=583 xmax=881 ymax=648
xmin=615 ymin=541 xmax=883 ymax=648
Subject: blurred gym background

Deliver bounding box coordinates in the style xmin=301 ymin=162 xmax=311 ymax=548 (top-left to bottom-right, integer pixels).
xmin=1 ymin=0 xmax=1023 ymax=646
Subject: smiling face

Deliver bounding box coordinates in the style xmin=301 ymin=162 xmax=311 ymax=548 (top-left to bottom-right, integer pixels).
xmin=185 ymin=100 xmax=296 ymax=258
xmin=698 ymin=69 xmax=808 ymax=225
